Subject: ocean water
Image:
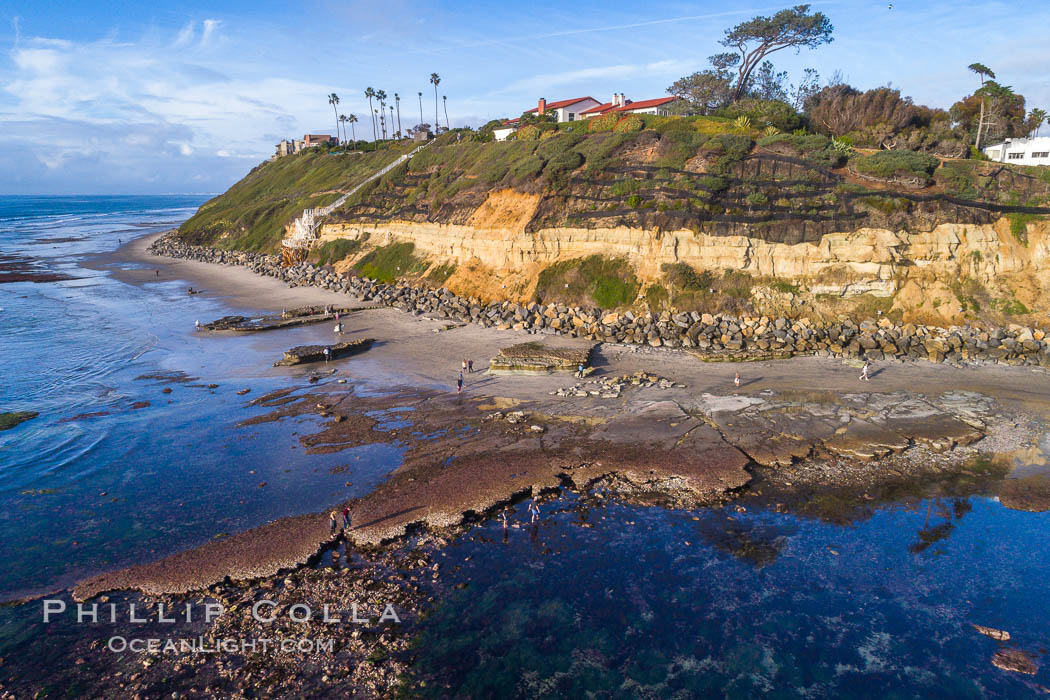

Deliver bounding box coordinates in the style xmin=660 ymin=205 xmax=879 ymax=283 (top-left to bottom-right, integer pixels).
xmin=0 ymin=196 xmax=402 ymax=601
xmin=411 ymin=493 xmax=1050 ymax=697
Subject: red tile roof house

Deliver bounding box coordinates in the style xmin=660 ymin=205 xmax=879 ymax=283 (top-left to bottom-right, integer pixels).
xmin=303 ymin=134 xmax=336 ymax=147
xmin=493 ymin=96 xmax=602 ymax=141
xmin=580 ymin=93 xmax=680 ymax=118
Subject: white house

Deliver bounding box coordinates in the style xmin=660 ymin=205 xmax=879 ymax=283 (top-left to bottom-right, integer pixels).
xmin=580 ymin=94 xmax=680 ymax=119
xmin=521 ymin=96 xmax=601 ymax=123
xmin=492 ymin=126 xmax=517 ymax=142
xmin=983 ymin=137 xmax=1050 ymax=166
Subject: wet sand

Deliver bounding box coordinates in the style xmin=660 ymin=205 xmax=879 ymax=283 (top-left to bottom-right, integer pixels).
xmin=70 ymin=231 xmax=1050 ymax=600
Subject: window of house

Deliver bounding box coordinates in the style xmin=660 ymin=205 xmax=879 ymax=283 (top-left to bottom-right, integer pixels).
xmin=1007 ymin=152 xmax=1024 ymax=159
xmin=1032 ymin=152 xmax=1050 ymax=158
xmin=568 ymin=113 xmax=574 ymax=121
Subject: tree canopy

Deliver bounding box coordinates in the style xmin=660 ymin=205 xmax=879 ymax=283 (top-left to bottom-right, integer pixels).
xmin=720 ymin=4 xmax=834 ymax=100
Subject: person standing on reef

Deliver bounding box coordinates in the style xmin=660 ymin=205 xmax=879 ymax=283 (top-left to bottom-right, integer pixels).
xmin=457 ymin=371 xmax=464 ymax=394
xmin=324 ymin=346 xmax=331 ymax=363
xmin=576 ymin=363 xmax=584 ymax=379
xmin=860 ymin=362 xmax=870 ymax=381
xmin=468 ymin=359 xmax=474 ymax=373
xmin=529 ymin=501 xmax=540 ymax=523
xmin=330 ymin=511 xmax=338 ymax=533
xmin=343 ymin=506 xmax=351 ymax=530
xmin=734 ymin=371 xmax=740 ymax=388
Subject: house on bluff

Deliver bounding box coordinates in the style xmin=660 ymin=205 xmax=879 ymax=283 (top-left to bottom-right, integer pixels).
xmin=983 ymin=137 xmax=1050 ymax=166
xmin=492 ymin=93 xmax=681 ymax=141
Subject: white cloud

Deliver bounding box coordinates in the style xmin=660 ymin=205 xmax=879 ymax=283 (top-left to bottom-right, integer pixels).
xmin=201 ymin=20 xmax=221 ymax=46
xmin=173 ymin=23 xmax=196 ymax=48
xmin=179 ymin=143 xmax=193 ymax=156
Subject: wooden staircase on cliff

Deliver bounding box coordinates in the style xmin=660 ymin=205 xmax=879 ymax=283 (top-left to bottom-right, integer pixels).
xmin=280 ymin=140 xmax=432 ymax=266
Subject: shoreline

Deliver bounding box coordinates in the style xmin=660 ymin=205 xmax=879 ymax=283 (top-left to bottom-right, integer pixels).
xmin=62 ymin=228 xmax=1050 ymax=603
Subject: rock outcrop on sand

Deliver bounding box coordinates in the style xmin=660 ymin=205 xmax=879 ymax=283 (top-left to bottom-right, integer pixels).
xmin=151 ymin=235 xmax=1050 ymax=368
xmin=273 ymin=338 xmax=374 ymax=366
xmin=489 ymin=341 xmax=593 ymax=373
xmin=202 ymin=305 xmax=362 ymax=331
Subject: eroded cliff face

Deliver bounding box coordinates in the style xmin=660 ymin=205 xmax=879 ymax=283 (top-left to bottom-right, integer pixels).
xmin=318 ymin=189 xmax=1050 ymax=325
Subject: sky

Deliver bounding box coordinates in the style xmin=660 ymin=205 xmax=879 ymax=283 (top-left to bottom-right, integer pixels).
xmin=2 ymin=0 xmax=1049 ymax=195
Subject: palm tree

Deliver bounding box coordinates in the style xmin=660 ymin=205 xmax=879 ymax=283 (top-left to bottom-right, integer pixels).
xmin=376 ymin=90 xmax=388 ymax=139
xmin=1029 ymin=108 xmax=1048 ymax=137
xmin=394 ymin=93 xmax=402 ymax=137
xmin=365 ymin=87 xmax=377 ymax=142
xmin=374 ymin=108 xmax=380 ymax=145
xmin=390 ymin=105 xmax=396 ymax=138
xmin=418 ymin=91 xmax=424 ymax=127
xmin=328 ymin=93 xmax=340 ymax=143
xmin=339 ymin=114 xmax=348 ymax=145
xmin=347 ymin=113 xmax=358 ymax=146
xmin=442 ymin=95 xmax=449 ymax=131
xmin=430 ymin=73 xmax=441 ymax=131
xmin=968 ymin=63 xmax=996 ymax=149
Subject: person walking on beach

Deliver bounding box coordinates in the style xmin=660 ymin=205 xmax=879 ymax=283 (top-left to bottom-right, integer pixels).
xmin=734 ymin=371 xmax=740 ymax=388
xmin=576 ymin=363 xmax=584 ymax=379
xmin=330 ymin=511 xmax=338 ymax=533
xmin=529 ymin=501 xmax=540 ymax=523
xmin=461 ymin=359 xmax=468 ymax=373
xmin=457 ymin=371 xmax=464 ymax=394
xmin=343 ymin=506 xmax=352 ymax=529
xmin=860 ymin=362 xmax=870 ymax=381
xmin=324 ymin=346 xmax=331 ymax=363
xmin=468 ymin=359 xmax=474 ymax=373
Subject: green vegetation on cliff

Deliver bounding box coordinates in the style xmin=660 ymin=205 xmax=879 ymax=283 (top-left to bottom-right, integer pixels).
xmin=178 ymin=144 xmax=411 ymax=251
xmin=535 ymin=256 xmax=639 ymax=308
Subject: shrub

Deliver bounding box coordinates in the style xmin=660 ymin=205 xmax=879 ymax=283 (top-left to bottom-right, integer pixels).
xmin=645 ymin=284 xmax=670 ymax=309
xmin=614 ymin=115 xmax=643 ymax=133
xmin=700 ymin=133 xmax=753 ymax=173
xmin=662 ymin=262 xmax=712 ymax=291
xmin=807 ymin=85 xmax=917 ymax=137
xmin=534 ymin=255 xmax=639 ymax=308
xmin=517 ymin=125 xmax=541 ymax=141
xmin=314 ymin=237 xmax=363 ymax=265
xmin=1007 ymin=213 xmax=1037 ymax=246
xmin=588 ymin=113 xmax=620 ymax=132
xmin=426 ymin=262 xmax=456 ymax=285
xmin=543 ymin=150 xmax=584 ymax=185
xmin=719 ymin=98 xmax=801 ymax=132
xmin=353 ymin=242 xmax=425 ymax=283
xmin=851 ymin=150 xmax=939 ymax=182
xmin=757 ymin=132 xmax=844 ymax=167
xmin=510 ymin=154 xmax=546 ymax=181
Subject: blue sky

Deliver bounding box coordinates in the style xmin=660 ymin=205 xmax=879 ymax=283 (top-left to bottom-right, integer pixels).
xmin=2 ymin=0 xmax=1049 ymax=194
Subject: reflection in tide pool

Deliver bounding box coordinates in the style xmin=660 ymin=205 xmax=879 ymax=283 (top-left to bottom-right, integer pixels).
xmin=411 ymin=494 xmax=1050 ymax=697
